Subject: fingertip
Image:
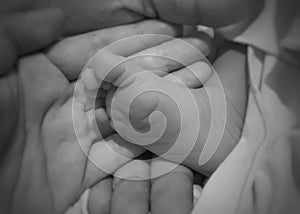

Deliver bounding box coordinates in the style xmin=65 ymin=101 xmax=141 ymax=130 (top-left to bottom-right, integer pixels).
xmin=150 ymin=160 xmax=194 ymax=214
xmin=192 ymin=61 xmax=212 ymax=86
xmin=84 ymin=134 xmax=145 ymax=187
xmin=167 ymin=61 xmax=212 ymax=88
xmin=111 ymin=160 xmax=150 ymax=214
xmin=95 ymin=108 xmax=109 ymax=123
xmin=88 ymin=178 xmax=113 ymax=214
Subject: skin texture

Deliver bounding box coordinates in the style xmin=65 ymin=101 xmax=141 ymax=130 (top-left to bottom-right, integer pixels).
xmin=150 ymin=159 xmax=194 ymax=214
xmin=45 ymin=0 xmax=152 ymax=35
xmin=84 ymin=38 xmax=247 ymax=175
xmin=149 ymin=0 xmax=262 ymax=27
xmin=0 ymin=9 xmax=65 ymax=76
xmin=111 ymin=160 xmax=150 ymax=214
xmin=0 ymin=1 xmax=249 ymax=212
xmin=54 ymin=0 xmax=251 ymax=211
xmin=47 ymin=21 xmax=184 ymax=81
xmin=88 ymin=177 xmax=113 ymax=214
xmin=85 ymin=32 xmax=213 ymax=214
xmin=0 ymin=0 xmax=262 ymax=32
xmin=0 ymin=6 xmax=214 ymax=212
xmin=0 ymin=0 xmax=156 ymax=35
xmin=0 ymin=0 xmax=264 ymax=42
xmin=85 ymin=42 xmax=247 ymax=214
xmin=0 ymin=8 xmax=205 ymax=213
xmin=108 ymin=158 xmax=195 ymax=214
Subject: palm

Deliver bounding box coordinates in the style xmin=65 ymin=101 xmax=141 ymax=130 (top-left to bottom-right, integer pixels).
xmin=0 ymin=53 xmax=99 ymax=214
xmin=1 ymin=19 xmax=176 ymax=211
xmin=0 ymin=15 xmax=208 ymax=212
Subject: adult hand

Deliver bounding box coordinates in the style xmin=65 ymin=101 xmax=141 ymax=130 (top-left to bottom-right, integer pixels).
xmin=107 ymin=158 xmax=194 ymax=214
xmin=0 ymin=0 xmax=157 ymax=35
xmin=85 ymin=36 xmax=247 ymax=214
xmin=0 ymin=10 xmax=188 ymax=214
xmin=46 ymin=0 xmax=157 ymax=35
xmin=88 ymin=158 xmax=205 ymax=214
xmin=80 ymin=29 xmax=213 ymax=214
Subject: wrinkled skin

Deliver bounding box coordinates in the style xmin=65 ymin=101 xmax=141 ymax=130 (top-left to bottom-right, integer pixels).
xmin=0 ymin=53 xmax=91 ymax=214
xmin=0 ymin=38 xmax=120 ymax=214
xmin=0 ymin=7 xmax=190 ymax=212
xmin=87 ymin=37 xmax=247 ymax=175
xmin=150 ymin=0 xmax=262 ymax=27
xmin=0 ymin=1 xmax=250 ymax=213
xmin=0 ymin=0 xmax=156 ymax=35
xmin=0 ymin=0 xmax=262 ymax=37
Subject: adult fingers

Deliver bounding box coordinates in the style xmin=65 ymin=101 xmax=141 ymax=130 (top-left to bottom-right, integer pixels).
xmin=151 ymin=0 xmax=258 ymax=27
xmin=83 ymin=134 xmax=146 ymax=189
xmin=47 ymin=20 xmax=182 ymax=81
xmin=164 ymin=61 xmax=212 ymax=88
xmin=111 ymin=160 xmax=150 ymax=214
xmin=88 ymin=177 xmax=113 ymax=214
xmin=0 ymin=8 xmax=64 ymax=75
xmin=130 ymin=31 xmax=212 ymax=74
xmin=84 ymin=31 xmax=212 ymax=88
xmin=151 ymin=159 xmax=194 ymax=214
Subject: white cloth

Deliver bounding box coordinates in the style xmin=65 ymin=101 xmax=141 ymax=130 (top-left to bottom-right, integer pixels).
xmin=193 ymin=0 xmax=300 ymax=213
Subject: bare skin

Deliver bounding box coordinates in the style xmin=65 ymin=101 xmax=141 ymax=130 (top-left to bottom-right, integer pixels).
xmin=83 ymin=36 xmax=247 ymax=175
xmin=0 ymin=0 xmax=252 ymax=212
xmin=0 ymin=9 xmax=202 ymax=213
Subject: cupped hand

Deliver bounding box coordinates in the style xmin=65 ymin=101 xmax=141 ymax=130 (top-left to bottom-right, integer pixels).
xmin=81 ymin=32 xmax=214 ymax=171
xmin=84 ymin=39 xmax=247 ymax=214
xmin=82 ymin=27 xmax=246 ymax=176
xmin=69 ymin=27 xmax=213 ymax=214
xmin=0 ymin=9 xmax=190 ymax=213
xmin=79 ymin=31 xmax=213 ymax=214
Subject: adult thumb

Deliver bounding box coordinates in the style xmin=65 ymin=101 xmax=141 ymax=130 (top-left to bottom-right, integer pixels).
xmin=0 ymin=8 xmax=65 ymax=75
